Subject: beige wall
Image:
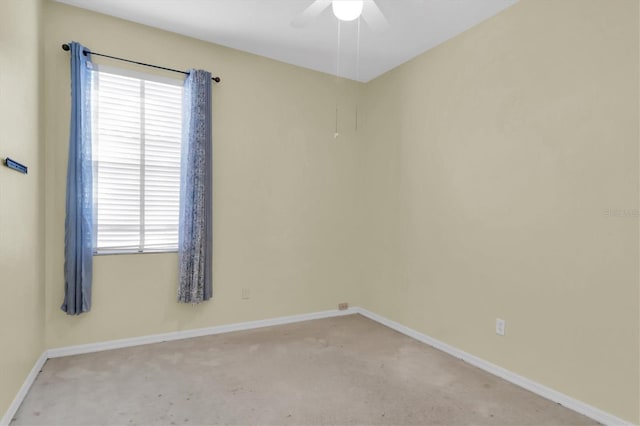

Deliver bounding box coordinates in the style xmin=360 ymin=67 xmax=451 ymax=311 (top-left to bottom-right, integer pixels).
xmin=360 ymin=0 xmax=639 ymax=423
xmin=0 ymin=0 xmax=630 ymax=424
xmin=0 ymin=0 xmax=45 ymax=418
xmin=43 ymin=2 xmax=363 ymax=349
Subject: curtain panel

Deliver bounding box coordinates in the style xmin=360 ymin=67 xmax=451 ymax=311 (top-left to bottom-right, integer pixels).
xmin=61 ymin=41 xmax=94 ymax=315
xmin=178 ymin=69 xmax=213 ymax=303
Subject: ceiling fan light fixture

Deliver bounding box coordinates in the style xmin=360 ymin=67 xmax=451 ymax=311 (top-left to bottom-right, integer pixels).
xmin=332 ymin=0 xmax=364 ymax=22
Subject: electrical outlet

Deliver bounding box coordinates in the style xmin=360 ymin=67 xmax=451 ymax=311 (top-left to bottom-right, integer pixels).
xmin=338 ymin=302 xmax=349 ymax=311
xmin=496 ymin=318 xmax=506 ymax=336
xmin=241 ymin=288 xmax=250 ymax=300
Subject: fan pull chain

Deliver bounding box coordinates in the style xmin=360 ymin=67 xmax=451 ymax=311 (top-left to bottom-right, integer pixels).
xmin=336 ymin=20 xmax=341 ymax=78
xmin=355 ymin=17 xmax=361 ymax=132
xmin=334 ymin=20 xmax=341 ymax=138
xmin=356 ymin=17 xmax=361 ymax=83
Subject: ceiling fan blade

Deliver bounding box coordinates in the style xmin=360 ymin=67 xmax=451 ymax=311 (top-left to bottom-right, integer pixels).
xmin=361 ymin=0 xmax=389 ymax=32
xmin=291 ymin=0 xmax=332 ymax=28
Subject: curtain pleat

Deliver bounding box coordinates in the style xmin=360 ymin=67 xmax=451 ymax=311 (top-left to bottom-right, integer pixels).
xmin=61 ymin=41 xmax=94 ymax=315
xmin=178 ymin=69 xmax=213 ymax=303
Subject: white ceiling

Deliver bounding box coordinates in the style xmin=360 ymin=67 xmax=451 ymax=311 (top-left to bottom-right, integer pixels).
xmin=54 ymin=0 xmax=519 ymax=82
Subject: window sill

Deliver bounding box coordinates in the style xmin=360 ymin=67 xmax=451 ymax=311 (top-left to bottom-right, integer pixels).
xmin=93 ymin=250 xmax=178 ymax=256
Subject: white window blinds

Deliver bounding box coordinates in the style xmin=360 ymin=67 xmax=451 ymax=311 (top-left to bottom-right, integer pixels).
xmin=92 ymin=67 xmax=183 ymax=253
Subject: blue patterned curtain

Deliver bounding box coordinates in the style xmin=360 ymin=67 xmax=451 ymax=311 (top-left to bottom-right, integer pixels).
xmin=178 ymin=69 xmax=213 ymax=303
xmin=61 ymin=42 xmax=94 ymax=315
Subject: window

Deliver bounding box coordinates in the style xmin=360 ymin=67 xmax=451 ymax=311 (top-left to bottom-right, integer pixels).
xmin=91 ymin=66 xmax=183 ymax=254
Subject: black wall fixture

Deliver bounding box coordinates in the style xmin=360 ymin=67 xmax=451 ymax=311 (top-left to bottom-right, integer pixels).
xmin=61 ymin=43 xmax=221 ymax=83
xmin=3 ymin=157 xmax=28 ymax=174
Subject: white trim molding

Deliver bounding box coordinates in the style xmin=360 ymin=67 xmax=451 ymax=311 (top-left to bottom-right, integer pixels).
xmin=47 ymin=308 xmax=358 ymax=358
xmin=354 ymin=307 xmax=636 ymax=426
xmin=0 ymin=352 xmax=47 ymax=426
xmin=2 ymin=308 xmax=355 ymax=425
xmin=2 ymin=306 xmax=635 ymax=426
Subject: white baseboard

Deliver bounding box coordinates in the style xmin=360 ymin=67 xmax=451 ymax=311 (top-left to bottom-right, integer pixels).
xmin=3 ymin=306 xmax=635 ymax=426
xmin=353 ymin=307 xmax=636 ymax=426
xmin=0 ymin=351 xmax=47 ymax=426
xmin=3 ymin=308 xmax=356 ymax=424
xmin=47 ymin=307 xmax=357 ymax=358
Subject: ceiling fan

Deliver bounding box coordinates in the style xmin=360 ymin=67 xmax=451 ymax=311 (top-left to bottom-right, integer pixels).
xmin=292 ymin=0 xmax=389 ymax=31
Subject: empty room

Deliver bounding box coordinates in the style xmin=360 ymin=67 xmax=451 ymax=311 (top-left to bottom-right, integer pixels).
xmin=0 ymin=0 xmax=638 ymax=424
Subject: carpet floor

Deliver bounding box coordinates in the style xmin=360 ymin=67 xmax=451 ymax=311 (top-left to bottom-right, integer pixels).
xmin=12 ymin=314 xmax=596 ymax=425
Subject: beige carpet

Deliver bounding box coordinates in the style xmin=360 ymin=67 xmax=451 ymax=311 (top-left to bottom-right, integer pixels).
xmin=12 ymin=314 xmax=596 ymax=425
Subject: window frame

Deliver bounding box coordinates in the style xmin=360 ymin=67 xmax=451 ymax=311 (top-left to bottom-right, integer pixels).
xmin=90 ymin=64 xmax=184 ymax=256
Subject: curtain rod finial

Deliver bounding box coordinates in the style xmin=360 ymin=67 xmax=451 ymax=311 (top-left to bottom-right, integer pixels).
xmin=62 ymin=43 xmax=70 ymax=51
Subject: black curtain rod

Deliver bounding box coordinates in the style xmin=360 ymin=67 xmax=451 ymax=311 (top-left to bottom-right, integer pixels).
xmin=61 ymin=43 xmax=221 ymax=83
